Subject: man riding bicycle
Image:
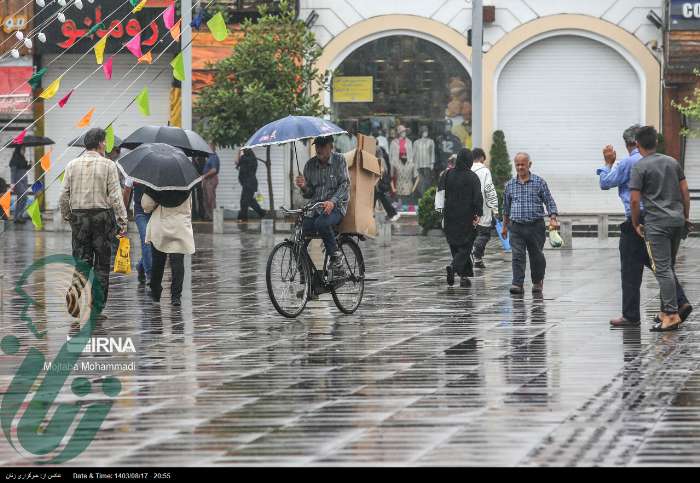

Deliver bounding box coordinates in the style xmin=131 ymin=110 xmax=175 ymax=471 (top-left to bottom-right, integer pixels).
xmin=295 ymin=135 xmax=350 ymax=275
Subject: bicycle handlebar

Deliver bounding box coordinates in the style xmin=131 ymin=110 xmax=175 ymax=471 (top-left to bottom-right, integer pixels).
xmin=279 ymin=202 xmax=325 ymax=215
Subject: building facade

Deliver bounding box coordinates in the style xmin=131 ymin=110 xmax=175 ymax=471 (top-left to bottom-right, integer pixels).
xmin=302 ymin=0 xmax=665 ymax=215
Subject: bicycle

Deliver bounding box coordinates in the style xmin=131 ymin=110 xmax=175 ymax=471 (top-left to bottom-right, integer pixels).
xmin=266 ymin=202 xmax=366 ymax=318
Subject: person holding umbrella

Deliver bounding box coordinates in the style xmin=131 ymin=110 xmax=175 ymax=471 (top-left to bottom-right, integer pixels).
xmin=142 ymin=188 xmax=194 ymax=307
xmin=117 ymin=143 xmax=202 ymax=307
xmin=9 ymin=146 xmax=30 ymax=224
xmin=295 ymin=135 xmax=350 ymax=276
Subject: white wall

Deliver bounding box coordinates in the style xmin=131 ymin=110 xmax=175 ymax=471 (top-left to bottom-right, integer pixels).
xmin=300 ymin=0 xmax=664 ymax=50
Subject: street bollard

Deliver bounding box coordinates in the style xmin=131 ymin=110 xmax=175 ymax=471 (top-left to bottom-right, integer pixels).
xmin=597 ymin=214 xmax=608 ymax=241
xmin=376 ymin=213 xmax=392 ymax=247
xmin=213 ymin=208 xmax=224 ymax=234
xmin=261 ymin=218 xmax=274 ymax=237
xmin=560 ymin=220 xmax=573 ymax=249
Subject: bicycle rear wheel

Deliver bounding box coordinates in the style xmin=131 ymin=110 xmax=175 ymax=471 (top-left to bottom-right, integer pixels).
xmin=266 ymin=241 xmax=310 ymax=318
xmin=331 ymin=238 xmax=365 ymax=314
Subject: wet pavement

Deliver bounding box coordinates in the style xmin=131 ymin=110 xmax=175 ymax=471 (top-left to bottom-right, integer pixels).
xmin=0 ymin=227 xmax=699 ymax=467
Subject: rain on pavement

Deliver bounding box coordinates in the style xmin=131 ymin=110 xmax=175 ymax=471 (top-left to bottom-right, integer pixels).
xmin=0 ymin=225 xmax=698 ymax=466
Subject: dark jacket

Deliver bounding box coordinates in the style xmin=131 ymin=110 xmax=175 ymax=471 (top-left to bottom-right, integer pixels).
xmin=9 ymin=148 xmax=29 ymax=170
xmin=238 ymin=151 xmax=258 ymax=184
xmin=439 ymin=165 xmax=483 ymax=246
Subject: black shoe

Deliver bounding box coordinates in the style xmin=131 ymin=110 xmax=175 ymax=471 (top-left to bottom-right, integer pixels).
xmin=446 ymin=266 xmax=455 ymax=287
xmin=510 ymin=285 xmax=524 ymax=295
xmin=137 ymin=265 xmax=146 ymax=284
xmin=654 ymin=304 xmax=693 ymax=324
xmin=171 ymin=297 xmax=181 ymax=307
xmin=460 ymin=277 xmax=471 ymax=288
xmin=150 ymin=288 xmax=162 ymax=302
xmin=473 ymin=259 xmax=485 ymax=269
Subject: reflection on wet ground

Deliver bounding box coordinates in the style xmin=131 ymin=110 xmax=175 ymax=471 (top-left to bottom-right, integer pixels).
xmin=0 ymin=228 xmax=698 ymax=466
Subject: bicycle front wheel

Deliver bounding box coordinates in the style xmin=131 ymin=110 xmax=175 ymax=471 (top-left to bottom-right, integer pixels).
xmin=331 ymin=238 xmax=365 ymax=315
xmin=266 ymin=241 xmax=310 ymax=318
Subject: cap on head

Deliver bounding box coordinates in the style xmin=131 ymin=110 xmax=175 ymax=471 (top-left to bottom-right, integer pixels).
xmin=397 ymin=125 xmax=407 ymax=134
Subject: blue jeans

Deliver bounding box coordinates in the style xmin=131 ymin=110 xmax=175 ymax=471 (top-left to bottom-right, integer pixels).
xmin=135 ymin=213 xmax=152 ymax=277
xmin=302 ymin=208 xmax=343 ymax=255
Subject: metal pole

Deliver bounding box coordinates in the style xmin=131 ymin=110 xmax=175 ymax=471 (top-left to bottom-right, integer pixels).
xmin=471 ymin=0 xmax=483 ymax=149
xmin=182 ymin=0 xmax=194 ymax=131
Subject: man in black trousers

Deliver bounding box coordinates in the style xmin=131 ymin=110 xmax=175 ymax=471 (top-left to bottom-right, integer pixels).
xmin=598 ymin=125 xmax=692 ymax=327
xmin=237 ymin=148 xmax=267 ymax=221
xmin=501 ymin=153 xmax=559 ymax=295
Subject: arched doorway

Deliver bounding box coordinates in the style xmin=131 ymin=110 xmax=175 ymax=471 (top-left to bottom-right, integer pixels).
xmin=496 ymin=34 xmax=643 ymax=214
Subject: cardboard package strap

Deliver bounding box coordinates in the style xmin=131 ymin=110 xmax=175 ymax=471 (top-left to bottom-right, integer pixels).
xmin=339 ymin=134 xmax=382 ymax=238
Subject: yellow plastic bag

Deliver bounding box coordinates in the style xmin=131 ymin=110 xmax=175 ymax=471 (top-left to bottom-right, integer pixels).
xmin=113 ymin=237 xmax=132 ymax=274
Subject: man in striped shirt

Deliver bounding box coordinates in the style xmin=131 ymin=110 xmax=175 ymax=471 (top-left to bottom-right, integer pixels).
xmin=295 ymin=136 xmax=350 ymax=273
xmin=501 ymin=153 xmax=559 ymax=295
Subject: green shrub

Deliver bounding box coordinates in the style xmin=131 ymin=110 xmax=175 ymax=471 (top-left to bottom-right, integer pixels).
xmin=489 ymin=130 xmax=512 ymax=213
xmin=418 ymin=186 xmax=442 ymax=234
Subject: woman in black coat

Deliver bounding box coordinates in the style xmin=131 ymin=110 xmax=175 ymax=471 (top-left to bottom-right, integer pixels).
xmin=439 ymin=148 xmax=483 ymax=287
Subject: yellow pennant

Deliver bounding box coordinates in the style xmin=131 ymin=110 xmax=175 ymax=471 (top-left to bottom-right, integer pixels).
xmin=40 ymin=150 xmax=51 ymax=172
xmin=76 ymin=107 xmax=95 ymax=128
xmin=94 ymin=35 xmax=107 ymax=65
xmin=39 ymin=77 xmax=61 ymax=100
xmin=137 ymin=51 xmax=152 ymax=64
xmin=132 ymin=0 xmax=147 ymax=13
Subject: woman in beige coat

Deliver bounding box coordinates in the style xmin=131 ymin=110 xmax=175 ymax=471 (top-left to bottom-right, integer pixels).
xmin=142 ymin=189 xmax=195 ymax=306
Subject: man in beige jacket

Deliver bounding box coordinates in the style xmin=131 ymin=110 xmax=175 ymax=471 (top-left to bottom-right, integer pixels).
xmin=59 ymin=128 xmax=127 ymax=316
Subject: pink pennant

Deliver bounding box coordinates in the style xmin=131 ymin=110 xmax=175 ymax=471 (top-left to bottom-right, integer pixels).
xmin=58 ymin=89 xmax=73 ymax=108
xmin=12 ymin=129 xmax=26 ymax=145
xmin=125 ymin=33 xmax=142 ymax=59
xmin=164 ymin=2 xmax=175 ymax=30
xmin=103 ymin=57 xmax=113 ymax=80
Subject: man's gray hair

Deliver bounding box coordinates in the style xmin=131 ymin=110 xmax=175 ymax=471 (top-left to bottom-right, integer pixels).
xmin=623 ymin=124 xmax=641 ymax=146
xmin=514 ymin=152 xmax=531 ymax=162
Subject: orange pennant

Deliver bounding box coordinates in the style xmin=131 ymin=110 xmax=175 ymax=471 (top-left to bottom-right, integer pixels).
xmin=76 ymin=107 xmax=95 ymax=128
xmin=137 ymin=51 xmax=153 ymax=64
xmin=170 ymin=19 xmax=181 ymax=41
xmin=40 ymin=150 xmax=51 ymax=172
xmin=0 ymin=190 xmax=10 ymax=218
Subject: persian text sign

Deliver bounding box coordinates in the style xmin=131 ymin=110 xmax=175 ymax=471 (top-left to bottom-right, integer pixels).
xmin=333 ymin=77 xmax=374 ymax=103
xmin=35 ymin=0 xmax=177 ymax=53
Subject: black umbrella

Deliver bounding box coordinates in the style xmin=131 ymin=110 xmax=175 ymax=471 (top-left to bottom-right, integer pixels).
xmin=116 ymin=143 xmax=202 ymax=191
xmin=68 ymin=133 xmax=123 ymax=149
xmin=121 ymin=126 xmax=213 ymax=157
xmin=11 ymin=135 xmax=54 ymax=147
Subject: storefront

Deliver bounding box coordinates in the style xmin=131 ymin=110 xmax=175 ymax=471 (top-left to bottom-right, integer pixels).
xmin=307 ymin=1 xmax=663 ymax=215
xmin=34 ymin=0 xmax=176 ymax=210
xmin=663 ymin=0 xmax=700 ymax=220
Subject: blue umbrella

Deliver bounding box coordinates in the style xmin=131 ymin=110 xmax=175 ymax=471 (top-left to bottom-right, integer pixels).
xmin=244 ymin=116 xmax=347 ymax=175
xmin=244 ymin=116 xmax=346 ymax=149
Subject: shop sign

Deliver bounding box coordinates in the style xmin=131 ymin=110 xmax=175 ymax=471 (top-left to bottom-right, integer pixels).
xmin=670 ymin=0 xmax=700 ymax=30
xmin=333 ymin=77 xmax=374 ymax=103
xmin=34 ymin=0 xmax=177 ymax=53
xmin=0 ymin=67 xmax=32 ymax=114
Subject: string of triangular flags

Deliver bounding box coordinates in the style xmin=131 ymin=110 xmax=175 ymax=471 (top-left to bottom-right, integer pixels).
xmin=2 ymin=2 xmax=231 ymax=230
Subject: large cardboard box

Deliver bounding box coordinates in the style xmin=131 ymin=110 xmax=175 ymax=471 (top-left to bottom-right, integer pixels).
xmin=339 ymin=134 xmax=382 ymax=237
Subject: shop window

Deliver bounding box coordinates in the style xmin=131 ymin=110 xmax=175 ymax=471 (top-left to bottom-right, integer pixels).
xmin=332 ymin=35 xmax=472 ymax=156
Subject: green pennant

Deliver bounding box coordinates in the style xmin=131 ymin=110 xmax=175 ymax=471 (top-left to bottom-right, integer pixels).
xmin=27 ymin=68 xmax=48 ymax=90
xmin=86 ymin=22 xmax=105 ymax=37
xmin=136 ymin=87 xmax=150 ymax=116
xmin=105 ymin=125 xmax=115 ymax=153
xmin=170 ymin=52 xmax=184 ymax=81
xmin=26 ymin=199 xmax=42 ymax=230
xmin=57 ymin=171 xmax=65 ymax=183
xmin=129 ymin=0 xmax=139 ymax=6
xmin=207 ymin=12 xmax=229 ymax=42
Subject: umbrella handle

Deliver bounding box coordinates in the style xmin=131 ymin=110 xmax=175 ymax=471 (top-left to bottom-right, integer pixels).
xmin=293 ymin=142 xmax=301 ymax=176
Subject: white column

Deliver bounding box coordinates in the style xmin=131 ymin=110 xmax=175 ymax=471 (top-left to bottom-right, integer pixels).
xmin=181 ymin=0 xmax=193 ymax=131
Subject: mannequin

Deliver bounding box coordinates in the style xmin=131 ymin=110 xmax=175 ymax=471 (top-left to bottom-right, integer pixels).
xmin=436 ymin=119 xmax=463 ymax=175
xmin=389 ymin=125 xmax=414 ymax=168
xmin=375 ymin=129 xmax=389 ymax=153
xmin=413 ymin=126 xmax=436 ymax=197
